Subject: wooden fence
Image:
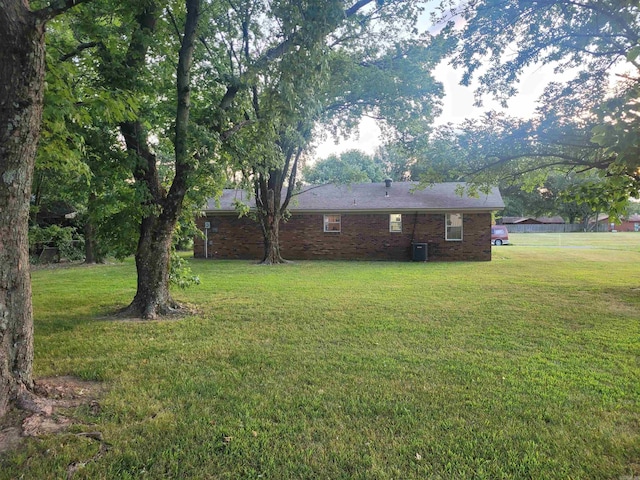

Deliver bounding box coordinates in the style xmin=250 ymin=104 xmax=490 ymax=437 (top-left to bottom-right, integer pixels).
xmin=501 ymin=223 xmax=608 ymax=233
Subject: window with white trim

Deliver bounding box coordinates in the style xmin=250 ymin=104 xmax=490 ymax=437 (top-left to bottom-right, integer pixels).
xmin=445 ymin=213 xmax=463 ymax=241
xmin=324 ymin=214 xmax=341 ymax=232
xmin=389 ymin=214 xmax=402 ymax=232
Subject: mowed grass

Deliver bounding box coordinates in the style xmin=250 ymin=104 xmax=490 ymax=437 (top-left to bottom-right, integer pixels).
xmin=509 ymin=231 xmax=640 ymax=250
xmin=2 ymin=234 xmax=639 ymax=479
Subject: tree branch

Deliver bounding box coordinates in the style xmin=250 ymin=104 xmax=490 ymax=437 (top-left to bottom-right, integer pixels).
xmin=59 ymin=41 xmax=100 ymax=62
xmin=345 ymin=0 xmax=376 ymax=17
xmin=165 ymin=7 xmax=183 ymax=43
xmin=281 ymin=147 xmax=303 ymax=212
xmin=219 ymin=0 xmax=377 ymax=110
xmin=166 ymin=0 xmax=201 ymax=214
xmin=36 ymin=0 xmax=92 ymax=21
xmin=221 ymin=119 xmax=252 ymax=140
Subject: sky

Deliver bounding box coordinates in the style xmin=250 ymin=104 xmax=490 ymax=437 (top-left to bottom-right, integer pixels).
xmin=313 ymin=60 xmax=556 ymax=159
xmin=311 ymin=3 xmax=559 ymax=161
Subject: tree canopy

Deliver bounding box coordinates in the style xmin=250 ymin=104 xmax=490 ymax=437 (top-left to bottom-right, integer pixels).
xmin=213 ymin=0 xmax=449 ymax=262
xmin=420 ymin=0 xmax=640 ymax=215
xmin=303 ymin=150 xmax=386 ymax=184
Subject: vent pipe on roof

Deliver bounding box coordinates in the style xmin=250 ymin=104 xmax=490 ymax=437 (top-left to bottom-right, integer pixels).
xmin=384 ymin=178 xmax=392 ymax=188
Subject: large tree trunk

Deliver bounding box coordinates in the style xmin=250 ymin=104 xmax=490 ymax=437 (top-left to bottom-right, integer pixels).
xmin=119 ymin=120 xmax=180 ymax=319
xmin=0 ymin=4 xmax=45 ymax=418
xmin=83 ymin=219 xmax=104 ymax=264
xmin=254 ymin=149 xmax=303 ymax=265
xmin=104 ymin=4 xmax=171 ymax=319
xmin=124 ymin=215 xmax=179 ymax=319
xmin=256 ymin=183 xmax=287 ymax=264
xmin=259 ymin=209 xmax=285 ymax=264
xmin=119 ymin=0 xmax=200 ymax=319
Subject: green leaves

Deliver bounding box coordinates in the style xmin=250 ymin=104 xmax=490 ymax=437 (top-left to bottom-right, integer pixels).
xmin=414 ymin=108 xmax=639 ymax=220
xmin=435 ymin=0 xmax=639 ymax=207
xmin=303 ymin=150 xmax=386 ymax=185
xmin=169 ymin=248 xmax=200 ymax=289
xmin=447 ymin=0 xmax=639 ymax=104
xmin=28 ymin=225 xmax=85 ymax=262
xmin=626 ymin=45 xmax=640 ymax=63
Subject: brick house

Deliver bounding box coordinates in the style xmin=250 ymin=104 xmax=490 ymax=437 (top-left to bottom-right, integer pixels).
xmin=194 ymin=181 xmax=504 ymax=261
xmin=615 ymin=214 xmax=640 ymax=232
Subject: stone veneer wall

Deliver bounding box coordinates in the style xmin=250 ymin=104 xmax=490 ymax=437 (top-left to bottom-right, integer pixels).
xmin=194 ymin=212 xmax=492 ymax=261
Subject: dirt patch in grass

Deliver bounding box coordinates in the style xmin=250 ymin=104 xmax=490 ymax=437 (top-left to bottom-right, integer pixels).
xmin=0 ymin=376 xmax=106 ymax=456
xmin=106 ymin=302 xmax=201 ymax=322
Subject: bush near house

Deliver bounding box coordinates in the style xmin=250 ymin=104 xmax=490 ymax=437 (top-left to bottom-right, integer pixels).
xmin=28 ymin=224 xmax=84 ymax=263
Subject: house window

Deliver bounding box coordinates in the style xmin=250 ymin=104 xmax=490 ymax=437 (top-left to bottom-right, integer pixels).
xmin=445 ymin=213 xmax=463 ymax=241
xmin=324 ymin=214 xmax=341 ymax=232
xmin=390 ymin=214 xmax=402 ymax=232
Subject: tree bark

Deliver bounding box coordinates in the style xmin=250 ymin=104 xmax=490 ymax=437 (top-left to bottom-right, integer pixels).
xmin=119 ymin=120 xmax=180 ymax=319
xmin=124 ymin=215 xmax=178 ymax=319
xmin=255 ymin=175 xmax=287 ymax=264
xmin=259 ymin=209 xmax=284 ymax=264
xmin=119 ymin=0 xmax=200 ymax=318
xmin=83 ymin=219 xmax=104 ymax=264
xmin=0 ymin=3 xmax=45 ymax=418
xmin=254 ymin=147 xmax=303 ymax=265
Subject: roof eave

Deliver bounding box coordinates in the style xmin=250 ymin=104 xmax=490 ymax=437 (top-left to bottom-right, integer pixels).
xmin=203 ymin=207 xmax=504 ymax=214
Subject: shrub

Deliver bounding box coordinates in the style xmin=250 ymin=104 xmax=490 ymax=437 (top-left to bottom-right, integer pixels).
xmin=29 ymin=225 xmax=84 ymax=263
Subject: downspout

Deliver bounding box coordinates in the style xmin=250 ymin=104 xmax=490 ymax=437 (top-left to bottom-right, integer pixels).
xmin=204 ymin=220 xmax=210 ymax=258
xmin=410 ymin=211 xmax=419 ymax=260
xmin=411 ymin=211 xmax=419 ymax=244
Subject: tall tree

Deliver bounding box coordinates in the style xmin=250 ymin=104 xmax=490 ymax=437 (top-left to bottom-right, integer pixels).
xmin=220 ymin=0 xmax=448 ymax=263
xmin=416 ymin=110 xmax=636 ymax=216
xmin=59 ymin=0 xmax=208 ymax=317
xmin=443 ymin=0 xmax=638 ymax=105
xmin=115 ymin=0 xmax=202 ymax=318
xmin=373 ymin=145 xmax=421 ymax=182
xmin=0 ymin=0 xmax=91 ymax=419
xmin=428 ymin=0 xmax=640 ymax=204
xmin=499 ymin=173 xmax=609 ymax=225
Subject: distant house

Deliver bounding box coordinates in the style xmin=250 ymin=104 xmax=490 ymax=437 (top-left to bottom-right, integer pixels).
xmin=616 ymin=214 xmax=640 ymax=232
xmin=501 ymin=216 xmax=565 ymax=225
xmin=588 ymin=214 xmax=640 ymax=232
xmin=501 ymin=216 xmax=542 ymax=225
xmin=194 ymin=181 xmax=504 ymax=262
xmin=588 ymin=214 xmax=611 ymax=232
xmin=536 ymin=216 xmax=566 ymax=224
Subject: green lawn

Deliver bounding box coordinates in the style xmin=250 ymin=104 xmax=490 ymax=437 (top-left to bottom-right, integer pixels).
xmin=509 ymin=231 xmax=640 ymax=250
xmin=2 ymin=233 xmax=639 ymax=479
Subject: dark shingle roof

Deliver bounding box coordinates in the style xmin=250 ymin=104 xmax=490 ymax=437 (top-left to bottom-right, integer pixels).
xmin=536 ymin=216 xmax=565 ymax=224
xmin=502 ymin=216 xmax=565 ymax=224
xmin=204 ymin=182 xmax=504 ymax=213
xmin=500 ymin=216 xmax=531 ymax=224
